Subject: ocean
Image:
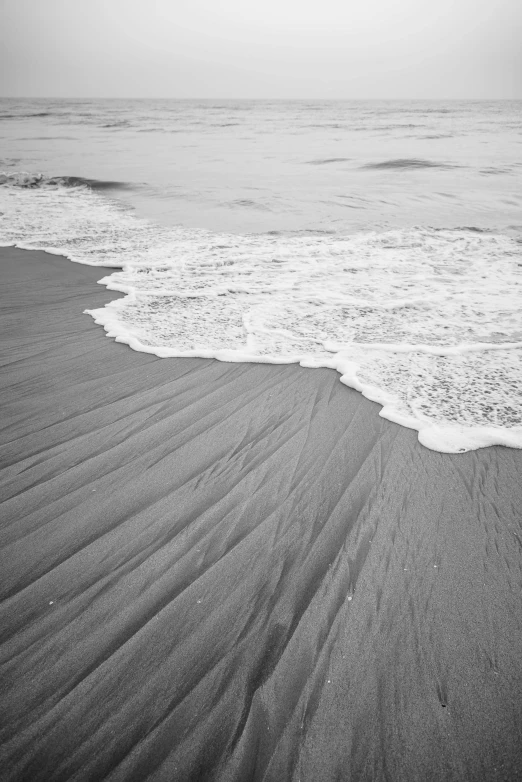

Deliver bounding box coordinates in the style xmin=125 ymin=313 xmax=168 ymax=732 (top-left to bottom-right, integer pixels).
xmin=1 ymin=98 xmax=521 ymax=452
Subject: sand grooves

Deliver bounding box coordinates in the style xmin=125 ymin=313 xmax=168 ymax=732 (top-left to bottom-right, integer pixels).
xmin=1 ymin=248 xmax=522 ymax=781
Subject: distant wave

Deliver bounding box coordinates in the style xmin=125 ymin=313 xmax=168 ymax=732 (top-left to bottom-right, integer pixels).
xmin=303 ymin=124 xmax=347 ymax=130
xmin=448 ymin=226 xmax=491 ymax=234
xmin=102 ymin=121 xmax=131 ymax=128
xmin=266 ymin=228 xmax=337 ymax=236
xmin=378 ymin=124 xmax=424 ymax=130
xmin=0 ymin=112 xmax=52 ymax=120
xmin=64 ymin=176 xmax=132 ymax=191
xmin=480 ymin=167 xmax=512 ymax=176
xmin=226 ymin=199 xmax=272 ymax=211
xmin=306 ymin=158 xmax=351 ymax=165
xmin=18 ymin=136 xmax=78 ymax=141
xmin=137 ymin=128 xmax=182 ymax=133
xmin=293 ymin=228 xmax=337 ymax=235
xmin=0 ymin=172 xmax=131 ymax=191
xmin=362 ymin=158 xmax=457 ymax=170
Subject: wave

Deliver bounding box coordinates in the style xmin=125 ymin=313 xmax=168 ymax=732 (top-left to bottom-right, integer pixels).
xmin=266 ymin=228 xmax=337 ymax=237
xmin=17 ymin=136 xmax=78 ymax=141
xmin=420 ymin=134 xmax=455 ymax=139
xmin=362 ymin=158 xmax=457 ymax=170
xmin=377 ymin=124 xmax=425 ymax=130
xmin=447 ymin=226 xmax=491 ymax=234
xmin=0 ymin=172 xmax=132 ymax=191
xmin=226 ymin=199 xmax=272 ymax=211
xmin=137 ymin=128 xmax=182 ymax=133
xmin=303 ymin=124 xmax=347 ymax=130
xmin=480 ymin=167 xmax=512 ymax=176
xmin=1 ymin=173 xmax=521 ymax=453
xmin=0 ymin=112 xmax=52 ymax=120
xmin=65 ymin=176 xmax=132 ymax=191
xmin=101 ymin=121 xmax=131 ymax=128
xmin=306 ymin=158 xmax=351 ymax=165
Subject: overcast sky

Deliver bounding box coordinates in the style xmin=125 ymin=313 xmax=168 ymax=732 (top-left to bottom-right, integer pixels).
xmin=1 ymin=0 xmax=521 ymax=99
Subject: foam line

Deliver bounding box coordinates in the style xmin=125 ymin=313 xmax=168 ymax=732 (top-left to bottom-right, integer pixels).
xmin=1 ymin=174 xmax=521 ymax=452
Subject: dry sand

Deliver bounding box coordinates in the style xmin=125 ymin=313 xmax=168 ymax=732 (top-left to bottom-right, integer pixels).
xmin=1 ymin=246 xmax=522 ymax=781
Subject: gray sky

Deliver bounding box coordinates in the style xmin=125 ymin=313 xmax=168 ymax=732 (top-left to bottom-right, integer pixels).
xmin=1 ymin=0 xmax=521 ymax=98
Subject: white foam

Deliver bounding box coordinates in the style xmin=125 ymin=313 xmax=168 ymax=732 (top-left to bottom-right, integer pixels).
xmin=1 ymin=175 xmax=521 ymax=453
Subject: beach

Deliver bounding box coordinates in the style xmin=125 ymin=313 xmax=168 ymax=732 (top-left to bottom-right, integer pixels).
xmin=0 ymin=246 xmax=521 ymax=780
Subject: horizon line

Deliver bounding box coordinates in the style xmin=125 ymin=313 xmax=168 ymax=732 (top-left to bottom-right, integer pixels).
xmin=1 ymin=95 xmax=521 ymax=102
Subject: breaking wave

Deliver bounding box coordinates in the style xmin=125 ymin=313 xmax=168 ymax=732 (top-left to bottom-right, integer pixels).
xmin=0 ymin=172 xmax=132 ymax=191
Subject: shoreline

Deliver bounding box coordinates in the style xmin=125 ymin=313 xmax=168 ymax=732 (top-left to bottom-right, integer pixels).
xmin=1 ymin=247 xmax=522 ymax=780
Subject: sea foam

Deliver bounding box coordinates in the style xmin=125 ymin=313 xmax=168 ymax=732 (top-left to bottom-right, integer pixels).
xmin=1 ymin=174 xmax=521 ymax=453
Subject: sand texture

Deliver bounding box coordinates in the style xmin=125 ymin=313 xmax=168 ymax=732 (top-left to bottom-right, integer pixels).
xmin=1 ymin=247 xmax=522 ymax=781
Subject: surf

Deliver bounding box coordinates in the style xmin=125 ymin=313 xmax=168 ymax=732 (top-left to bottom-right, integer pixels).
xmin=1 ymin=173 xmax=521 ymax=453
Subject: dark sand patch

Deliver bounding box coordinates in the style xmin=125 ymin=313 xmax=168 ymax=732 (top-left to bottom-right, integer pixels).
xmin=1 ymin=247 xmax=522 ymax=781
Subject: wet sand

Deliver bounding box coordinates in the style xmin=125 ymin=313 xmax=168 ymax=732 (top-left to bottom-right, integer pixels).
xmin=1 ymin=246 xmax=522 ymax=781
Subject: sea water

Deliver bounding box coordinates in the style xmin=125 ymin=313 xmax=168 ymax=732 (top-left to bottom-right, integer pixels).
xmin=1 ymin=98 xmax=521 ymax=452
